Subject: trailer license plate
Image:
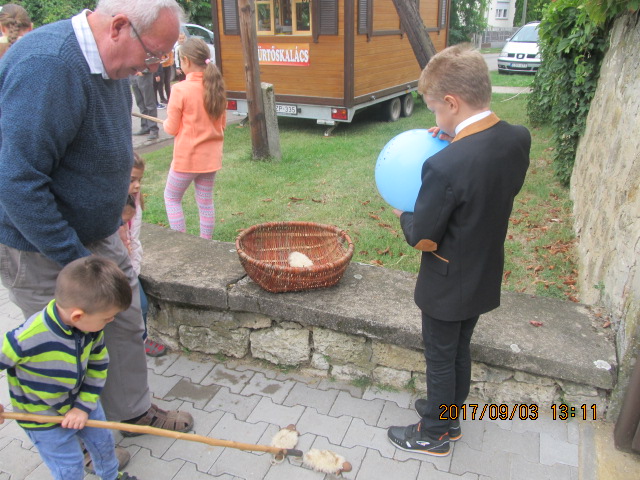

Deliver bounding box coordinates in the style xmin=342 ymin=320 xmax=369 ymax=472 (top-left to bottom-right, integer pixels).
xmin=510 ymin=63 xmax=527 ymax=68
xmin=276 ymin=104 xmax=297 ymax=115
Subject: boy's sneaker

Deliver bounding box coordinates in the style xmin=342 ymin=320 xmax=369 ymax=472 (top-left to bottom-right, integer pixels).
xmin=157 ymin=103 xmax=166 ymax=109
xmin=117 ymin=473 xmax=138 ymax=480
xmin=387 ymin=422 xmax=450 ymax=456
xmin=414 ymin=398 xmax=462 ymax=441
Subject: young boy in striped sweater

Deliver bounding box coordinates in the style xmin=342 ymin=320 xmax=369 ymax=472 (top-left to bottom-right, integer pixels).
xmin=0 ymin=256 xmax=137 ymax=480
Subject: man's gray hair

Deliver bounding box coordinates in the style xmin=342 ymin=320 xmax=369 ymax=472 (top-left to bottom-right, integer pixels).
xmin=96 ymin=0 xmax=186 ymax=33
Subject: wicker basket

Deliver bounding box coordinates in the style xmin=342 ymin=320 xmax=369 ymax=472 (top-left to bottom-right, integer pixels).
xmin=235 ymin=221 xmax=354 ymax=293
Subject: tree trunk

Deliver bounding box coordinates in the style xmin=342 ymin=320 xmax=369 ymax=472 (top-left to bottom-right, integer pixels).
xmin=238 ymin=0 xmax=270 ymax=159
xmin=391 ymin=0 xmax=437 ymax=70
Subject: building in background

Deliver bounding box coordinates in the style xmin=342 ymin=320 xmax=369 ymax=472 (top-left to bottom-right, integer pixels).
xmin=482 ymin=0 xmax=519 ymax=48
xmin=485 ymin=0 xmax=517 ymax=28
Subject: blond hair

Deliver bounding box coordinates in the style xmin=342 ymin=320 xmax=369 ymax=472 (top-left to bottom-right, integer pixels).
xmin=180 ymin=38 xmax=226 ymax=119
xmin=418 ymin=43 xmax=491 ymax=109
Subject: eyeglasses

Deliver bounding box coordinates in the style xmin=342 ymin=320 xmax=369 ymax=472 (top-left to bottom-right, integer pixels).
xmin=129 ymin=22 xmax=170 ymax=65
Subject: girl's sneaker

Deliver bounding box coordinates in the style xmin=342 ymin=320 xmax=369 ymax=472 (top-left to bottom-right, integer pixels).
xmin=145 ymin=338 xmax=167 ymax=357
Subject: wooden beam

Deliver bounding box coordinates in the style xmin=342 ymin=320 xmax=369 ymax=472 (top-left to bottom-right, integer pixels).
xmin=238 ymin=0 xmax=270 ymax=159
xmin=391 ymin=0 xmax=437 ymax=70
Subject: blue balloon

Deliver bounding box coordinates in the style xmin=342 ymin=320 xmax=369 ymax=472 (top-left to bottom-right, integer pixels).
xmin=375 ymin=129 xmax=449 ymax=212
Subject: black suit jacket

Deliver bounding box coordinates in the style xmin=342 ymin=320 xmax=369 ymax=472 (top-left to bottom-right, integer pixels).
xmin=400 ymin=114 xmax=530 ymax=321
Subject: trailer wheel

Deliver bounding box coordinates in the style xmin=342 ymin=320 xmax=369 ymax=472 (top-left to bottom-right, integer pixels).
xmin=401 ymin=93 xmax=414 ymax=117
xmin=386 ymin=97 xmax=402 ymax=122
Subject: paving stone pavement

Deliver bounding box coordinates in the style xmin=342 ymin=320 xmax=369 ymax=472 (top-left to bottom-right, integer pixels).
xmin=0 ymin=284 xmax=595 ymax=480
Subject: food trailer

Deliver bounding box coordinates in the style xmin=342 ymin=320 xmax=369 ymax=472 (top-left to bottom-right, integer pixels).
xmin=210 ymin=0 xmax=450 ymax=131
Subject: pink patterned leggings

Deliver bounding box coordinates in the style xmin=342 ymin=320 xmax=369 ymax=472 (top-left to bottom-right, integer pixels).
xmin=164 ymin=169 xmax=217 ymax=239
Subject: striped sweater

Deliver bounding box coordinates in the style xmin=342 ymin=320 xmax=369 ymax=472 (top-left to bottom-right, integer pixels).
xmin=0 ymin=300 xmax=109 ymax=430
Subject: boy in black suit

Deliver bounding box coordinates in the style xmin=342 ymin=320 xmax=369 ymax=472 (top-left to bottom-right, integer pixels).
xmin=387 ymin=44 xmax=530 ymax=456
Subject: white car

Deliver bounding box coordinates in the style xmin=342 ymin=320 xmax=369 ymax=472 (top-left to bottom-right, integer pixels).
xmin=497 ymin=21 xmax=541 ymax=74
xmin=181 ymin=24 xmax=215 ymax=62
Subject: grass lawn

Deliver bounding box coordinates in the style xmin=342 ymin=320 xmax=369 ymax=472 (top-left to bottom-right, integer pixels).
xmin=140 ymin=92 xmax=579 ymax=301
xmin=490 ymin=71 xmax=535 ymax=88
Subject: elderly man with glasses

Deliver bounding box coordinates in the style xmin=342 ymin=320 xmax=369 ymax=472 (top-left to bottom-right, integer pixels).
xmin=0 ymin=0 xmax=194 ymax=473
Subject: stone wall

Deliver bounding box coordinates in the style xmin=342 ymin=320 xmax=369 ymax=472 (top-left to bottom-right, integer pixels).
xmin=140 ymin=223 xmax=615 ymax=417
xmin=571 ymin=12 xmax=640 ymax=418
xmin=149 ymin=300 xmax=609 ymax=413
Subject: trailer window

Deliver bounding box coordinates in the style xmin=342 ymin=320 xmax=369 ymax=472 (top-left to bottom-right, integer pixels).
xmin=257 ymin=0 xmax=312 ymax=35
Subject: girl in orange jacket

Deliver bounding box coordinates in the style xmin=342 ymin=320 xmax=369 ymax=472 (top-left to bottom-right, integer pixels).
xmin=163 ymin=38 xmax=226 ymax=239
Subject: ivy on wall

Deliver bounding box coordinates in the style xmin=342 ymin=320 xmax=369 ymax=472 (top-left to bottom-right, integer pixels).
xmin=527 ymin=0 xmax=608 ymax=185
xmin=527 ymin=0 xmax=638 ymax=186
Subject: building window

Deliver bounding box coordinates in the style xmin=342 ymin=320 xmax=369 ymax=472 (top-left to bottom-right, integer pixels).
xmin=495 ymin=8 xmax=508 ymax=19
xmin=257 ymin=0 xmax=312 ymax=35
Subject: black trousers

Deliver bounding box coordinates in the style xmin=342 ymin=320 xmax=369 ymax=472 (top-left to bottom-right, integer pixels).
xmin=420 ymin=311 xmax=479 ymax=437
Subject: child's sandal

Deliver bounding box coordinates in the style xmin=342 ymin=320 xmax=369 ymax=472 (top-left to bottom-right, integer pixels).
xmin=120 ymin=404 xmax=194 ymax=437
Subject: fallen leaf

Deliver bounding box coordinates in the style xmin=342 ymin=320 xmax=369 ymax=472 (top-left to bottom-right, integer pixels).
xmin=311 ymin=198 xmax=325 ymax=203
xmin=232 ymin=212 xmax=244 ymax=216
xmin=369 ymin=214 xmax=381 ymax=220
xmin=261 ymin=198 xmax=273 ymax=202
xmin=376 ymin=247 xmax=391 ymax=256
xmin=602 ymin=321 xmax=611 ymax=328
xmin=370 ymin=259 xmax=384 ymax=266
xmin=361 ymin=200 xmax=371 ymax=206
xmin=359 ymin=250 xmax=369 ymax=255
xmin=289 ymin=197 xmax=305 ymax=202
xmin=503 ymin=270 xmax=512 ymax=282
xmin=529 ymin=320 xmax=544 ymax=327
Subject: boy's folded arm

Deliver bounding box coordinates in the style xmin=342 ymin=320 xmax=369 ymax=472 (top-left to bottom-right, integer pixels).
xmin=72 ymin=332 xmax=109 ymax=413
xmin=398 ymin=167 xmax=455 ymax=252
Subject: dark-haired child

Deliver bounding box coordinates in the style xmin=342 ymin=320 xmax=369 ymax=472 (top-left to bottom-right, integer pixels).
xmin=0 ymin=256 xmax=137 ymax=480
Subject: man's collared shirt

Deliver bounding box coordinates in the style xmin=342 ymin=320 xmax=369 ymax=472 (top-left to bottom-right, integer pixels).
xmin=72 ymin=9 xmax=109 ymax=79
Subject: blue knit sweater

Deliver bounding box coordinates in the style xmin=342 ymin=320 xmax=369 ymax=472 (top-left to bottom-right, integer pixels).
xmin=0 ymin=20 xmax=133 ymax=266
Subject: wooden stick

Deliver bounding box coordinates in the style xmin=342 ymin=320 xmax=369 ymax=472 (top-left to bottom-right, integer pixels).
xmin=0 ymin=411 xmax=303 ymax=458
xmin=132 ymin=112 xmax=164 ymax=124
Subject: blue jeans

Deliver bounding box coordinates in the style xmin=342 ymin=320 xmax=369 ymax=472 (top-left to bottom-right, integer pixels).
xmin=25 ymin=402 xmax=119 ymax=480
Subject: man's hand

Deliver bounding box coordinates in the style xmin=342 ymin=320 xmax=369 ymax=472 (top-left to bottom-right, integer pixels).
xmin=61 ymin=407 xmax=88 ymax=429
